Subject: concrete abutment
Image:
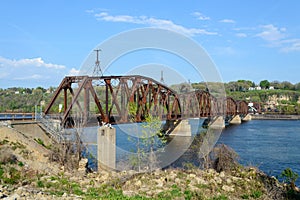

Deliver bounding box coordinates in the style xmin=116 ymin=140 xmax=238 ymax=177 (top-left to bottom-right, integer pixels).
xmin=229 ymin=115 xmax=242 ymax=124
xmin=169 ymin=119 xmax=192 ymax=136
xmin=242 ymin=114 xmax=252 ymax=121
xmin=97 ymin=126 xmax=116 ymax=171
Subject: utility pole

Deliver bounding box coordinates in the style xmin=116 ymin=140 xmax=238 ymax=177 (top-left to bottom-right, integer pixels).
xmin=160 ymin=70 xmax=164 ymax=83
xmin=93 ymin=49 xmax=103 ymax=76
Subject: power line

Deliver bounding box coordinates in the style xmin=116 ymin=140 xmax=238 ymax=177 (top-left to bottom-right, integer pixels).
xmin=93 ymin=49 xmax=103 ymax=76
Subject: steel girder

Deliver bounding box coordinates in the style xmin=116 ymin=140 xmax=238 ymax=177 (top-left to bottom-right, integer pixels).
xmin=178 ymin=90 xmax=225 ymax=118
xmin=44 ymin=75 xmax=249 ymax=127
xmin=44 ymin=75 xmax=181 ymax=127
xmin=226 ymin=97 xmax=237 ymax=116
xmin=237 ymin=100 xmax=248 ymax=115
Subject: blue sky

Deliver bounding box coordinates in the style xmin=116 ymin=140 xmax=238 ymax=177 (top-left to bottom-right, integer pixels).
xmin=1 ymin=0 xmax=300 ymax=88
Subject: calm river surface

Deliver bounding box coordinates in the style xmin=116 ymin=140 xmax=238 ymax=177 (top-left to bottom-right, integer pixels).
xmin=218 ymin=119 xmax=300 ymax=185
xmin=84 ymin=119 xmax=300 ymax=184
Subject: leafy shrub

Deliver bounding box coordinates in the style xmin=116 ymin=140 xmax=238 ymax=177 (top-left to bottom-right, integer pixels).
xmin=280 ymin=167 xmax=299 ymax=189
xmin=37 ymin=180 xmax=45 ymax=188
xmin=250 ymin=190 xmax=262 ymax=198
xmin=0 ymin=139 xmax=9 ymax=145
xmin=211 ymin=144 xmax=239 ymax=173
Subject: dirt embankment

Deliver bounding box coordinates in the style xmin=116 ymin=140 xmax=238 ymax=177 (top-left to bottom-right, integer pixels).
xmin=0 ymin=122 xmax=60 ymax=174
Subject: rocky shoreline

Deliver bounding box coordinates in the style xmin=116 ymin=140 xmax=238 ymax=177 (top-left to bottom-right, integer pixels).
xmin=0 ymin=167 xmax=290 ymax=200
xmin=0 ymin=159 xmax=292 ymax=200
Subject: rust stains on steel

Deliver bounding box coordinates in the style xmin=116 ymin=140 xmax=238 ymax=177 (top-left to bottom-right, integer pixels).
xmin=226 ymin=97 xmax=237 ymax=116
xmin=237 ymin=100 xmax=249 ymax=115
xmin=44 ymin=75 xmax=255 ymax=128
xmin=44 ymin=75 xmax=181 ymax=127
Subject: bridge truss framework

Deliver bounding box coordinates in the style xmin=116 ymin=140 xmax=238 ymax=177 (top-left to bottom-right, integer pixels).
xmin=44 ymin=75 xmax=251 ymax=128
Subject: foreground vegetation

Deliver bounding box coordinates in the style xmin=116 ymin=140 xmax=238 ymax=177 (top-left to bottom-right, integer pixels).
xmin=1 ymin=149 xmax=299 ymax=199
xmin=1 ymin=151 xmax=297 ymax=199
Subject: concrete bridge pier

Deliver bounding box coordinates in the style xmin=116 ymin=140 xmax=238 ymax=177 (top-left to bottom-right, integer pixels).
xmin=97 ymin=126 xmax=116 ymax=171
xmin=242 ymin=113 xmax=252 ymax=121
xmin=229 ymin=115 xmax=242 ymax=124
xmin=169 ymin=119 xmax=192 ymax=136
xmin=209 ymin=116 xmax=225 ymax=129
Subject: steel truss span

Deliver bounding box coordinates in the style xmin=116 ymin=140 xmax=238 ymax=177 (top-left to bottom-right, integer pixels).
xmin=44 ymin=75 xmax=181 ymax=127
xmin=44 ymin=75 xmax=251 ymax=128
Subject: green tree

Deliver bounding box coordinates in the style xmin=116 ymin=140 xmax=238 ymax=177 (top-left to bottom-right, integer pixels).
xmin=129 ymin=114 xmax=163 ymax=172
xmin=225 ymin=81 xmax=239 ymax=92
xmin=295 ymin=82 xmax=300 ymax=91
xmin=270 ymin=80 xmax=282 ymax=89
xmin=281 ymin=81 xmax=295 ymax=90
xmin=259 ymin=80 xmax=270 ymax=89
xmin=140 ymin=114 xmax=162 ymax=171
xmin=280 ymin=168 xmax=298 ymax=190
xmin=191 ymin=82 xmax=207 ymax=91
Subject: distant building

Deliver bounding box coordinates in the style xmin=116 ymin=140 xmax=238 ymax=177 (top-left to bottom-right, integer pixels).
xmin=248 ymin=86 xmax=275 ymax=91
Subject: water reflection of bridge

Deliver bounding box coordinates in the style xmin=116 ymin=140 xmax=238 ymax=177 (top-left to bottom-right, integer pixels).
xmin=44 ymin=75 xmax=258 ymax=132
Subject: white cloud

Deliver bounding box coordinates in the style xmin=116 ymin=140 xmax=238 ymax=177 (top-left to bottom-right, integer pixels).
xmin=14 ymin=74 xmax=43 ymax=80
xmin=96 ymin=12 xmax=139 ymax=23
xmin=85 ymin=9 xmax=94 ymax=14
xmin=192 ymin=12 xmax=210 ymax=21
xmin=280 ymin=39 xmax=300 ymax=52
xmin=219 ymin=19 xmax=235 ymax=23
xmin=0 ymin=56 xmax=68 ymax=87
xmin=256 ymin=24 xmax=286 ymax=42
xmin=236 ymin=33 xmax=247 ymax=38
xmin=0 ymin=57 xmax=65 ymax=69
xmin=254 ymin=24 xmax=300 ymax=52
xmin=94 ymin=12 xmax=217 ymax=36
xmin=68 ymin=68 xmax=80 ymax=76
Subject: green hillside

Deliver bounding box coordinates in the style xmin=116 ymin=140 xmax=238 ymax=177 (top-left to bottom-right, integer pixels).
xmin=1 ymin=79 xmax=300 ymax=114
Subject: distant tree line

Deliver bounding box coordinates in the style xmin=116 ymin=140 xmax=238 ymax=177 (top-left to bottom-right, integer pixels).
xmin=1 ymin=79 xmax=300 ymax=113
xmin=224 ymin=80 xmax=300 ymax=92
xmin=0 ymin=87 xmax=56 ymax=113
xmin=191 ymin=80 xmax=300 ymax=92
xmin=191 ymin=80 xmax=300 ymax=114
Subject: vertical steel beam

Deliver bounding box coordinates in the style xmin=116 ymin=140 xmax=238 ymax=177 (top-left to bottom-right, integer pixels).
xmin=64 ymin=88 xmax=68 ymax=113
xmin=105 ymin=79 xmax=109 ymax=120
xmin=84 ymin=82 xmax=90 ymax=125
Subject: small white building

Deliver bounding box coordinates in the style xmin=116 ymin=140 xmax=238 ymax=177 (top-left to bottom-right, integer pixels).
xmin=255 ymin=86 xmax=261 ymax=90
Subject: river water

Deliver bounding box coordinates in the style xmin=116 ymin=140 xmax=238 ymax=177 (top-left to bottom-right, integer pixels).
xmin=218 ymin=119 xmax=300 ymax=185
xmin=82 ymin=119 xmax=300 ymax=185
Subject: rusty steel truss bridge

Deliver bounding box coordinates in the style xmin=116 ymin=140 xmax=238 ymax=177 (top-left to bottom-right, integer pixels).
xmin=43 ymin=75 xmax=260 ymax=129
